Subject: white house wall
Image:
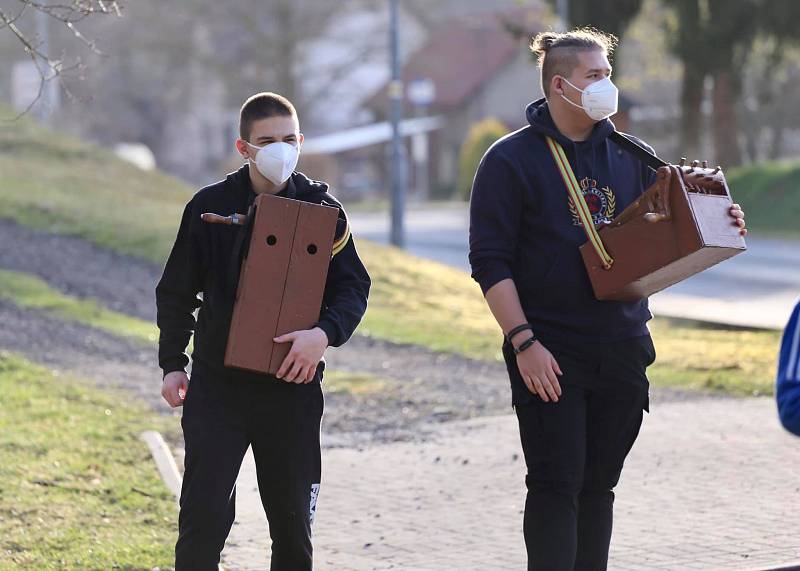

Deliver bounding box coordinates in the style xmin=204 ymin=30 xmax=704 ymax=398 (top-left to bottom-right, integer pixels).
xmin=301 ymin=4 xmax=429 ymax=132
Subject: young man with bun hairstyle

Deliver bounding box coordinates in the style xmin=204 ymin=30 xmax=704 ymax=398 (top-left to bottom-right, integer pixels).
xmin=469 ymin=28 xmax=746 ymax=569
xmin=156 ymin=91 xmax=370 ymax=570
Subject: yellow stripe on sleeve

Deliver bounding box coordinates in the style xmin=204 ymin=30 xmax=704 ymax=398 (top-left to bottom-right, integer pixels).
xmin=331 ymin=222 xmax=351 ymax=258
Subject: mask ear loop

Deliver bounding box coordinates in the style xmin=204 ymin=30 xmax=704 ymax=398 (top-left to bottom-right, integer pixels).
xmin=558 ymin=76 xmax=588 ymax=112
xmin=242 ymin=141 xmax=262 ymax=164
xmin=561 ymin=76 xmax=586 ymax=94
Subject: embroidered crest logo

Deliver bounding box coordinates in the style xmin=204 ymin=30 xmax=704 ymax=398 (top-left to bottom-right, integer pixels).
xmin=568 ymin=177 xmax=616 ymax=227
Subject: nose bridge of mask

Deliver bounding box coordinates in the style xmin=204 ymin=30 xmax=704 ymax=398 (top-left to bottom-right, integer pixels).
xmin=246 ymin=140 xmax=296 ymax=152
xmin=564 ymin=76 xmax=613 ymax=95
xmin=245 ymin=141 xmax=294 ymax=163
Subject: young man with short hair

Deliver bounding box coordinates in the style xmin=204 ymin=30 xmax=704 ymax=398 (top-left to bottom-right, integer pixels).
xmin=156 ymin=92 xmax=370 ymax=570
xmin=469 ymin=29 xmax=746 ymax=569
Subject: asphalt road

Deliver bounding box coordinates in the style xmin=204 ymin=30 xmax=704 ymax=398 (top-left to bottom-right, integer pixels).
xmin=350 ymin=204 xmax=799 ymax=329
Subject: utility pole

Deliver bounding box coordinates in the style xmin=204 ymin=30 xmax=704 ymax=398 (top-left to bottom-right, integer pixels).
xmin=388 ymin=0 xmax=407 ymax=248
xmin=557 ymin=0 xmax=569 ymax=30
xmin=35 ymin=7 xmax=58 ymax=123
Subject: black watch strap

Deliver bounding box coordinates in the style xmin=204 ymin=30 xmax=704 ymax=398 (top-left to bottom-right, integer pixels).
xmin=514 ymin=335 xmax=538 ymax=355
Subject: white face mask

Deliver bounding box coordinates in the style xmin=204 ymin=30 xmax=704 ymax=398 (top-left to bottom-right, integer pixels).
xmin=246 ymin=141 xmax=300 ymax=185
xmin=559 ymin=76 xmax=619 ymax=121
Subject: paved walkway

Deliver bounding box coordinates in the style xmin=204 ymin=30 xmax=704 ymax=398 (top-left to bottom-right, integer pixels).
xmin=221 ymin=397 xmax=800 ymax=570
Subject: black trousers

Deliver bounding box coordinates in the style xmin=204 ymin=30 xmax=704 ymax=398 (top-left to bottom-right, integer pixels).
xmin=175 ymin=368 xmax=324 ymax=571
xmin=505 ymin=335 xmax=655 ymax=571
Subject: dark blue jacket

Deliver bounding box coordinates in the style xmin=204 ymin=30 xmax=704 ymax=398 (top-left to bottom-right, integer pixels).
xmin=469 ymin=98 xmax=656 ymax=343
xmin=777 ymin=300 xmax=800 ymax=436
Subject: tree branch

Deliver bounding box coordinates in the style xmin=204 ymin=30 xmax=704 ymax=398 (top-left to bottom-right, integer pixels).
xmin=0 ymin=3 xmax=29 ymax=31
xmin=1 ymin=0 xmax=122 ymax=118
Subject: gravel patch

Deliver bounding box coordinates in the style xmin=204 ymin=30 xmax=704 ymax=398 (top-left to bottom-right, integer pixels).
xmin=0 ymin=218 xmax=161 ymax=320
xmin=0 ymin=298 xmax=162 ymax=409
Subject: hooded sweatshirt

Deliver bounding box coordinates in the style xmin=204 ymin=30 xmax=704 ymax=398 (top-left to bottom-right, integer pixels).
xmin=469 ymin=98 xmax=657 ymax=344
xmin=777 ymin=300 xmax=800 ymax=436
xmin=156 ymin=165 xmax=371 ymax=379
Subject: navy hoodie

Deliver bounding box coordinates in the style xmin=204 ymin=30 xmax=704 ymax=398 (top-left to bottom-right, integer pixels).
xmin=469 ymin=98 xmax=656 ymax=344
xmin=156 ymin=165 xmax=371 ymax=380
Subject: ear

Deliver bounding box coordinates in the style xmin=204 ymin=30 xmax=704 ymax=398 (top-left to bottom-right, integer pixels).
xmin=298 ymin=132 xmax=305 ymax=148
xmin=551 ymin=75 xmax=564 ymax=97
xmin=235 ymin=139 xmax=251 ymax=159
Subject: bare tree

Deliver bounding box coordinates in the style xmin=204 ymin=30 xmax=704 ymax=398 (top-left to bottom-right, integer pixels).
xmin=0 ymin=0 xmax=122 ymax=115
xmin=662 ymin=0 xmax=800 ymax=167
xmin=192 ymin=0 xmax=387 ymax=120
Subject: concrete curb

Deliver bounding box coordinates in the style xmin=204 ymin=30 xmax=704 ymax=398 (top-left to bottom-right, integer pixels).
xmin=139 ymin=434 xmax=224 ymax=569
xmin=140 ymin=430 xmax=182 ymax=503
xmin=650 ymin=291 xmax=791 ymax=331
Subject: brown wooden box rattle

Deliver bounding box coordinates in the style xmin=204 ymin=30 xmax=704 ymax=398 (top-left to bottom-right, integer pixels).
xmin=202 ymin=193 xmax=339 ymax=374
xmin=581 ymin=158 xmax=746 ymax=301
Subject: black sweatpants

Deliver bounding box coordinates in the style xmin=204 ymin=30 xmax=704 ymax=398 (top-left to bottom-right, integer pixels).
xmin=175 ymin=367 xmax=324 ymax=571
xmin=505 ymin=334 xmax=655 ymax=571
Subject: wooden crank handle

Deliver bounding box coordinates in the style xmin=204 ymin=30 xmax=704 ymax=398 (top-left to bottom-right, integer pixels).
xmin=200 ymin=212 xmax=249 ymax=225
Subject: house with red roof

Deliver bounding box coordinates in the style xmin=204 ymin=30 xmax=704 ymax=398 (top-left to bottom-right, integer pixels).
xmin=299 ymin=3 xmax=635 ymax=201
xmin=364 ymin=5 xmax=548 ymax=197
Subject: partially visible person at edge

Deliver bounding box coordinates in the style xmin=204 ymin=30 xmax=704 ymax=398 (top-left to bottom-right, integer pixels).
xmin=155 ymin=92 xmax=370 ymax=571
xmin=468 ymin=28 xmax=747 ymax=570
xmin=777 ymin=300 xmax=800 ymax=436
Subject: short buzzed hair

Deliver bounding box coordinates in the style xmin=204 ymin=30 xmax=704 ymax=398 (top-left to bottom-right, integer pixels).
xmin=530 ymin=27 xmax=618 ymax=98
xmin=239 ymin=92 xmax=297 ymax=141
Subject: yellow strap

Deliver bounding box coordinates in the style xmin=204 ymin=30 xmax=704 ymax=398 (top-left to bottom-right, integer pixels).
xmin=545 ymin=137 xmax=614 ymax=269
xmin=331 ymin=221 xmax=351 ymax=258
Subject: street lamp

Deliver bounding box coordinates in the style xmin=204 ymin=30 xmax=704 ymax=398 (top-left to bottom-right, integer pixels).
xmin=388 ymin=0 xmax=407 ymax=248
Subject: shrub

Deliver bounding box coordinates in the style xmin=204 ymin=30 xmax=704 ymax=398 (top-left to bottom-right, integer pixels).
xmin=457 ymin=118 xmax=509 ymax=200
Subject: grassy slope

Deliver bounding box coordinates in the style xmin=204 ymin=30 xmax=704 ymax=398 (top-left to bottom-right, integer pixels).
xmin=649 ymin=319 xmax=779 ymax=396
xmin=0 ymin=112 xmax=785 ymax=394
xmin=0 ymin=353 xmax=178 ymax=570
xmin=0 ymin=269 xmax=157 ymax=345
xmin=726 ymin=160 xmax=800 ymax=239
xmin=0 ymin=113 xmax=191 ymax=263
